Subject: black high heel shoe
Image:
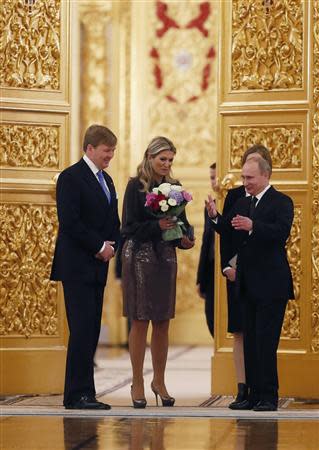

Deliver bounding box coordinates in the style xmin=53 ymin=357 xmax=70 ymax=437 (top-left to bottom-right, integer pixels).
xmin=130 ymin=385 xmax=147 ymax=409
xmin=151 ymin=382 xmax=175 ymax=407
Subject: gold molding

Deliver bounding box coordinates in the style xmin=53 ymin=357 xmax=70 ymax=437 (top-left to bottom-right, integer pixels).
xmin=79 ymin=1 xmax=112 ymax=134
xmin=230 ymin=125 xmax=302 ymax=169
xmin=311 ymin=0 xmax=319 ymax=353
xmin=231 ymin=0 xmax=303 ymax=91
xmin=0 ymin=123 xmax=59 ymax=169
xmin=282 ymin=206 xmax=301 ymax=339
xmin=0 ymin=203 xmax=58 ymax=337
xmin=0 ymin=0 xmax=61 ymax=90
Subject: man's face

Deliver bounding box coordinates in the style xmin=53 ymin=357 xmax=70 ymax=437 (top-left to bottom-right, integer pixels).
xmin=210 ymin=168 xmax=217 ymax=189
xmin=86 ymin=143 xmax=115 ymax=170
xmin=241 ymin=160 xmax=269 ymax=196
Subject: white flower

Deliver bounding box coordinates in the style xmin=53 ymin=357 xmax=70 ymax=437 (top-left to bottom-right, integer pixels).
xmin=168 ymin=198 xmax=177 ymax=206
xmin=152 ymin=188 xmax=159 ymax=194
xmin=158 ymin=183 xmax=171 ymax=196
xmin=160 ymin=204 xmax=169 ymax=212
xmin=171 ymin=184 xmax=182 ymax=192
xmin=159 ymin=200 xmax=167 ymax=206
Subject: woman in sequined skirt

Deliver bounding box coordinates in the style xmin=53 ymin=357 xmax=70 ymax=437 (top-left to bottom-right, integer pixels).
xmin=121 ymin=136 xmax=194 ymax=408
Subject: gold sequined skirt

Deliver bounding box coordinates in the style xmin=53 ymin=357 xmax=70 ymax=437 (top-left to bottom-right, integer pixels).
xmin=122 ymin=239 xmax=177 ymax=321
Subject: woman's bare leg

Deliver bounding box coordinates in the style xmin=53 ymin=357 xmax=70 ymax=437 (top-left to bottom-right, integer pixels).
xmin=129 ymin=319 xmax=149 ymax=399
xmin=150 ymin=320 xmax=170 ymax=396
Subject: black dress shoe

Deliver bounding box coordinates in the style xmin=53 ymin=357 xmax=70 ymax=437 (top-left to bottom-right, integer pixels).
xmin=228 ymin=398 xmax=254 ymax=410
xmin=228 ymin=383 xmax=248 ymax=409
xmin=253 ymin=400 xmax=277 ymax=412
xmin=65 ymin=395 xmax=111 ymax=410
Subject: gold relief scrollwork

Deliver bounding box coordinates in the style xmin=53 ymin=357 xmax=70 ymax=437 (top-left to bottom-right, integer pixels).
xmin=0 ymin=0 xmax=61 ymax=89
xmin=282 ymin=206 xmax=301 ymax=339
xmin=0 ymin=123 xmax=59 ymax=168
xmin=230 ymin=126 xmax=302 ymax=170
xmin=311 ymin=1 xmax=319 ymax=353
xmin=232 ymin=0 xmax=303 ymax=90
xmin=0 ymin=204 xmax=58 ymax=337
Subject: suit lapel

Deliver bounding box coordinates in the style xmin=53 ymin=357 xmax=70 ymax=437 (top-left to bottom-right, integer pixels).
xmin=79 ymin=159 xmax=110 ymax=207
xmin=253 ymin=186 xmax=275 ymax=217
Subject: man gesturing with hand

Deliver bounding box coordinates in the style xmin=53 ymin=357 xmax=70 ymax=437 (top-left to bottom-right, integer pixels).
xmin=206 ymin=156 xmax=294 ymax=411
xmin=51 ymin=125 xmax=120 ymax=410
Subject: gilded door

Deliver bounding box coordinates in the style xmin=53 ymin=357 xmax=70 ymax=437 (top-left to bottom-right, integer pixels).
xmin=0 ymin=0 xmax=71 ymax=394
xmin=213 ymin=0 xmax=319 ymax=398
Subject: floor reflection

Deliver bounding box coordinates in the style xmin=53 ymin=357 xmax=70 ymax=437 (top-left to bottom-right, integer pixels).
xmin=1 ymin=416 xmax=319 ymax=450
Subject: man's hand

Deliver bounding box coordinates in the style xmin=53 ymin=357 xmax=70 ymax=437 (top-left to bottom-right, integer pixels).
xmin=224 ymin=267 xmax=236 ymax=282
xmin=231 ymin=215 xmax=253 ymax=231
xmin=205 ymin=194 xmax=218 ymax=218
xmin=180 ymin=235 xmax=195 ymax=249
xmin=96 ymin=241 xmax=115 ymax=262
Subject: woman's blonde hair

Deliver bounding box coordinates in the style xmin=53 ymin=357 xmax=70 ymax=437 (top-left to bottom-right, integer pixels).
xmin=136 ymin=136 xmax=177 ymax=192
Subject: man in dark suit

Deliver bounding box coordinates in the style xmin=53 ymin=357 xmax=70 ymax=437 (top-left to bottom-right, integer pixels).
xmin=196 ymin=163 xmax=217 ymax=338
xmin=207 ymin=156 xmax=294 ymax=411
xmin=221 ymin=145 xmax=273 ymax=409
xmin=51 ymin=124 xmax=120 ymax=410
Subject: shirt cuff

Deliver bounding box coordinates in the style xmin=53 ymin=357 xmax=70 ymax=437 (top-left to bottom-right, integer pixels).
xmin=222 ymin=266 xmax=232 ymax=274
xmin=98 ymin=242 xmax=105 ymax=253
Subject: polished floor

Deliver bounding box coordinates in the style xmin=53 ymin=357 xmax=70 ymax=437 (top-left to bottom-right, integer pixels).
xmin=2 ymin=416 xmax=319 ymax=450
xmin=1 ymin=347 xmax=319 ymax=450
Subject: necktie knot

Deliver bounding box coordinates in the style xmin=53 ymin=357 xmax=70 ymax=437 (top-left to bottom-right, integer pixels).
xmin=97 ymin=170 xmax=111 ymax=203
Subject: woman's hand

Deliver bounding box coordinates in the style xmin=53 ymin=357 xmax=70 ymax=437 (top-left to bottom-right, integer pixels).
xmin=180 ymin=235 xmax=195 ymax=249
xmin=159 ymin=217 xmax=176 ymax=231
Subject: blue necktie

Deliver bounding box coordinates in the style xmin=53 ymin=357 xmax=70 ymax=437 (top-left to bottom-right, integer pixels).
xmin=97 ymin=170 xmax=111 ymax=203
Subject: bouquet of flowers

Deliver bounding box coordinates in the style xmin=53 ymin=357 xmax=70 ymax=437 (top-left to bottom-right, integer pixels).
xmin=145 ymin=182 xmax=193 ymax=241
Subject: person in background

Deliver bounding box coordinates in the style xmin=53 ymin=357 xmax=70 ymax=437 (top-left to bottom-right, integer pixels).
xmin=121 ymin=136 xmax=195 ymax=409
xmin=196 ymin=163 xmax=218 ymax=338
xmin=220 ymin=144 xmax=273 ymax=409
xmin=51 ymin=124 xmax=120 ymax=410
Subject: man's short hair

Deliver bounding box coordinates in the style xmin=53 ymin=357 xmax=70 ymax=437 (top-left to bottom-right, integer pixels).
xmin=83 ymin=124 xmax=117 ymax=151
xmin=242 ymin=144 xmax=272 ymax=173
xmin=210 ymin=162 xmax=216 ymax=169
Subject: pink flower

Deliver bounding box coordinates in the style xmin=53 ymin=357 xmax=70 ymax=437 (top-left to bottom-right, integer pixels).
xmin=182 ymin=191 xmax=192 ymax=202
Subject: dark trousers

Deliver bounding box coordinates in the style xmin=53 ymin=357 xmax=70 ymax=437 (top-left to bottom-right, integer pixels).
xmin=243 ymin=295 xmax=288 ymax=405
xmin=62 ymin=281 xmax=105 ymax=406
xmin=204 ymin=275 xmax=214 ymax=338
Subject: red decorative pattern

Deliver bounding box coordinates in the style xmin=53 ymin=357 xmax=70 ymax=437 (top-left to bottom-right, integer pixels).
xmin=156 ymin=1 xmax=180 ymax=37
xmin=185 ymin=2 xmax=210 ymax=37
xmin=151 ymin=1 xmax=216 ymax=103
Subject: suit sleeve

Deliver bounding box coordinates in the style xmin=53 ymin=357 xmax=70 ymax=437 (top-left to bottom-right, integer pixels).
xmin=252 ymin=195 xmax=294 ymax=243
xmin=220 ymin=190 xmax=238 ymax=271
xmin=196 ymin=210 xmax=210 ymax=288
xmin=56 ymin=171 xmax=104 ymax=254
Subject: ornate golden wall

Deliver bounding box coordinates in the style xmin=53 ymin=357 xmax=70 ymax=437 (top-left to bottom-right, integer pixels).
xmin=0 ymin=0 xmax=70 ymax=393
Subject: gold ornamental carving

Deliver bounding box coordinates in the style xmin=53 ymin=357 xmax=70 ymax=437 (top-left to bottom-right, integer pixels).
xmin=149 ymin=2 xmax=218 ymax=168
xmin=0 ymin=0 xmax=61 ymax=89
xmin=232 ymin=0 xmax=303 ymax=90
xmin=230 ymin=126 xmax=302 ymax=169
xmin=282 ymin=206 xmax=301 ymax=339
xmin=0 ymin=123 xmax=59 ymax=168
xmin=311 ymin=0 xmax=319 ymax=353
xmin=0 ymin=204 xmax=58 ymax=337
xmin=79 ymin=2 xmax=112 ymax=132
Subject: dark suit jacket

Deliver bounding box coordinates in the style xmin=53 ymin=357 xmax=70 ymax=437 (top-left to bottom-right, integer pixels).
xmin=220 ymin=185 xmax=246 ymax=271
xmin=214 ymin=186 xmax=294 ymax=301
xmin=50 ymin=158 xmax=120 ymax=285
xmin=197 ymin=208 xmax=215 ymax=294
